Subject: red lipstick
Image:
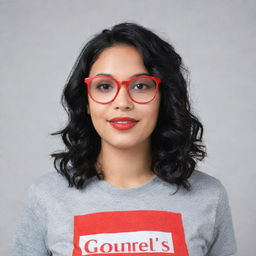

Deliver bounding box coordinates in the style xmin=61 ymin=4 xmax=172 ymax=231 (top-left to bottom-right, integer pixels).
xmin=108 ymin=117 xmax=139 ymax=130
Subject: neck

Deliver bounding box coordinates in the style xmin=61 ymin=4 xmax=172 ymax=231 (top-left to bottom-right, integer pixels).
xmin=96 ymin=139 xmax=154 ymax=188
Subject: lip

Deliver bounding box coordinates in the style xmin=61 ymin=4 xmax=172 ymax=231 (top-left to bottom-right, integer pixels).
xmin=109 ymin=117 xmax=139 ymax=122
xmin=108 ymin=117 xmax=139 ymax=130
xmin=109 ymin=121 xmax=138 ymax=130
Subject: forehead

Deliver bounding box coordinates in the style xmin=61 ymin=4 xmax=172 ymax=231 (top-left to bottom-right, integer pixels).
xmin=89 ymin=45 xmax=148 ymax=77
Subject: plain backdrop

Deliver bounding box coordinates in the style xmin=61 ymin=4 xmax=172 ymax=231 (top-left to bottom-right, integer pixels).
xmin=1 ymin=0 xmax=255 ymax=255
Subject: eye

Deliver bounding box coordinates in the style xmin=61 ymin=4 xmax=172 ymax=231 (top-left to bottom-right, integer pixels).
xmin=133 ymin=83 xmax=149 ymax=90
xmin=96 ymin=83 xmax=114 ymax=91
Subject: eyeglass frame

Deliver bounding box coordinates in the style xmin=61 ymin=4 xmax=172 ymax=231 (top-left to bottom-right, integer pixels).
xmin=84 ymin=75 xmax=161 ymax=104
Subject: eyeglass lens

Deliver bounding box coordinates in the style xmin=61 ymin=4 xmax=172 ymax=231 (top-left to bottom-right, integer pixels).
xmin=89 ymin=77 xmax=157 ymax=103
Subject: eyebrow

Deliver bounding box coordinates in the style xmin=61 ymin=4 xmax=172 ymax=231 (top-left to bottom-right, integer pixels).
xmin=94 ymin=72 xmax=151 ymax=78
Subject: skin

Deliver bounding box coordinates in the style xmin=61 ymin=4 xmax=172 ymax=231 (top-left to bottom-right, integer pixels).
xmin=87 ymin=44 xmax=161 ymax=188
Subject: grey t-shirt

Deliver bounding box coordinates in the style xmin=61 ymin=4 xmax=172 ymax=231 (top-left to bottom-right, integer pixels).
xmin=10 ymin=170 xmax=237 ymax=256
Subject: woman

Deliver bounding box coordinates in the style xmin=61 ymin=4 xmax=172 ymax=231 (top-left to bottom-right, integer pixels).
xmin=11 ymin=22 xmax=237 ymax=256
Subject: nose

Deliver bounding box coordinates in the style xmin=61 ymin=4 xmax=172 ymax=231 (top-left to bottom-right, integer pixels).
xmin=112 ymin=84 xmax=134 ymax=110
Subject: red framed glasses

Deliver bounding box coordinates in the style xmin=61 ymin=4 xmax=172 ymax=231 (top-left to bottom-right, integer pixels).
xmin=84 ymin=75 xmax=161 ymax=104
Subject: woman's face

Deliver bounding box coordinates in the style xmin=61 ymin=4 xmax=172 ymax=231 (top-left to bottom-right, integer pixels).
xmin=87 ymin=44 xmax=161 ymax=150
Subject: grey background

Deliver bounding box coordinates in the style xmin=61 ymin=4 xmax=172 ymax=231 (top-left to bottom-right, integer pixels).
xmin=1 ymin=0 xmax=255 ymax=255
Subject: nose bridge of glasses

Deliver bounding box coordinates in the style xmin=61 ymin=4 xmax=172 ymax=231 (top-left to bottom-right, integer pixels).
xmin=114 ymin=80 xmax=132 ymax=101
xmin=116 ymin=80 xmax=130 ymax=92
xmin=118 ymin=80 xmax=129 ymax=87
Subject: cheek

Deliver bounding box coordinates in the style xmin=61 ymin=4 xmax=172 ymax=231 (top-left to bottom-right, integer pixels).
xmin=147 ymin=106 xmax=160 ymax=126
xmin=140 ymin=101 xmax=161 ymax=132
xmin=88 ymin=102 xmax=107 ymax=133
xmin=148 ymin=95 xmax=161 ymax=121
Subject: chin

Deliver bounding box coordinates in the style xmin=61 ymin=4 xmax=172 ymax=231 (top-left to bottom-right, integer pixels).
xmin=112 ymin=141 xmax=139 ymax=150
xmin=106 ymin=137 xmax=149 ymax=150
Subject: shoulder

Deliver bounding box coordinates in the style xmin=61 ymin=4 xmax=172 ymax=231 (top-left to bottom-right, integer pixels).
xmin=28 ymin=171 xmax=68 ymax=190
xmin=189 ymin=170 xmax=225 ymax=190
xmin=24 ymin=171 xmax=98 ymax=202
xmin=185 ymin=170 xmax=228 ymax=199
xmin=23 ymin=171 xmax=72 ymax=203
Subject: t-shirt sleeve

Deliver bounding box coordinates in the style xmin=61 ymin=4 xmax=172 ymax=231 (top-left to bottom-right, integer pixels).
xmin=206 ymin=182 xmax=238 ymax=256
xmin=10 ymin=183 xmax=50 ymax=256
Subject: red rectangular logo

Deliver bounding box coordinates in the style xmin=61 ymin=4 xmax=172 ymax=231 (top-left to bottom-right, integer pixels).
xmin=72 ymin=210 xmax=188 ymax=256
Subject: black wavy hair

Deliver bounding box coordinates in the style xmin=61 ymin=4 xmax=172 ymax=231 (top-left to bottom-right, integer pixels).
xmin=50 ymin=22 xmax=207 ymax=193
